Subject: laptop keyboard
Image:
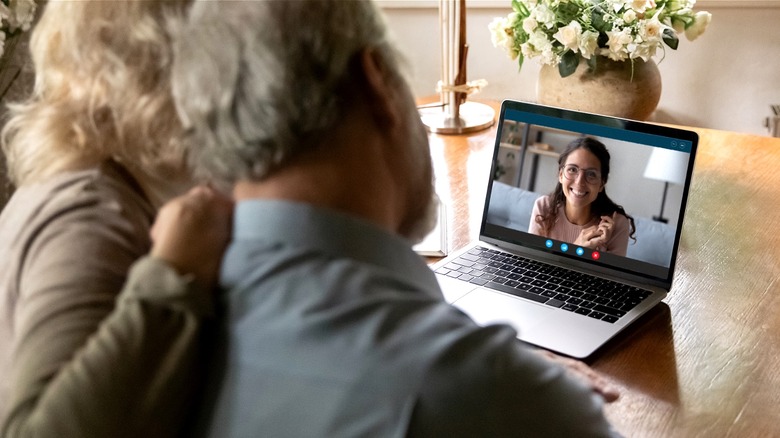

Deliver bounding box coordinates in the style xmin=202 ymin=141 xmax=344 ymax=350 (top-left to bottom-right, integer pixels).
xmin=435 ymin=246 xmax=652 ymax=324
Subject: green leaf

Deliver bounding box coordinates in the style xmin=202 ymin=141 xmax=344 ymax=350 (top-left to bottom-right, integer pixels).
xmin=512 ymin=0 xmax=529 ymax=16
xmin=559 ymin=51 xmax=580 ymax=78
xmin=557 ymin=2 xmax=580 ymax=24
xmin=662 ymin=28 xmax=679 ymax=50
xmin=586 ymin=56 xmax=598 ymax=73
xmin=591 ymin=6 xmax=609 ymax=33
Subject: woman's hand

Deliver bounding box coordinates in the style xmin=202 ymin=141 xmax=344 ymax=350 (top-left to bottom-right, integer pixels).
xmin=574 ymin=214 xmax=615 ymax=250
xmin=150 ymin=185 xmax=234 ymax=289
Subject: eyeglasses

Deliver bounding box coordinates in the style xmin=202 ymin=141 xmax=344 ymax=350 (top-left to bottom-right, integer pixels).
xmin=561 ymin=164 xmax=602 ymax=185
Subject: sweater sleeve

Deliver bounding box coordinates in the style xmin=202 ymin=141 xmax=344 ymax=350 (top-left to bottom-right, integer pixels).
xmin=2 ymin=256 xmax=213 ymax=438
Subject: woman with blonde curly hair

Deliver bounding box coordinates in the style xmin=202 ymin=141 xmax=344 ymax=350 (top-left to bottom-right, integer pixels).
xmin=0 ymin=1 xmax=232 ymax=436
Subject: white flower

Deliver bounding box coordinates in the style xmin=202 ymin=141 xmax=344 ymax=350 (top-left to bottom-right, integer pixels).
xmin=540 ymin=47 xmax=559 ymax=65
xmin=627 ymin=39 xmax=657 ymax=61
xmin=604 ymin=28 xmax=633 ymax=61
xmin=629 ymin=0 xmax=657 ymax=13
xmin=685 ymin=10 xmax=711 ymax=41
xmin=553 ymin=20 xmax=582 ymax=52
xmin=531 ymin=4 xmax=556 ymax=29
xmin=489 ymin=17 xmax=511 ymax=49
xmin=638 ymin=16 xmax=664 ymax=43
xmin=528 ymin=28 xmax=554 ymax=53
xmin=5 ymin=0 xmax=36 ymax=32
xmin=522 ymin=17 xmax=538 ymax=34
xmin=578 ymin=30 xmax=599 ymax=59
xmin=623 ymin=9 xmax=637 ymax=24
xmin=606 ymin=0 xmax=624 ymax=13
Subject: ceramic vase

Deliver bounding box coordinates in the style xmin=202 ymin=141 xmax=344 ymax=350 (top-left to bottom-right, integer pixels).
xmin=537 ymin=57 xmax=662 ymax=121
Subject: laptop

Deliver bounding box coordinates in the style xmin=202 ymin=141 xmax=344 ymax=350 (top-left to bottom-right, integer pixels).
xmin=432 ymin=99 xmax=698 ymax=358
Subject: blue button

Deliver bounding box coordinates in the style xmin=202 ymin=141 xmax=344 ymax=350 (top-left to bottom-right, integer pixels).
xmin=576 ymin=247 xmax=584 ymax=256
xmin=560 ymin=243 xmax=569 ymax=252
xmin=545 ymin=239 xmax=553 ymax=248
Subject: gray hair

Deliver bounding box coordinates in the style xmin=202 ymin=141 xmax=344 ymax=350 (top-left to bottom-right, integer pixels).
xmin=172 ymin=0 xmax=407 ymax=184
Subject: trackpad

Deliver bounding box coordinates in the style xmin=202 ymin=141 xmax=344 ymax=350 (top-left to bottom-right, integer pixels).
xmin=451 ymin=288 xmax=555 ymax=336
xmin=435 ymin=274 xmax=479 ymax=304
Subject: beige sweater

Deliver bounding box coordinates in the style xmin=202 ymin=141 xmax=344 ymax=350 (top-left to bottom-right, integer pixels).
xmin=0 ymin=161 xmax=212 ymax=437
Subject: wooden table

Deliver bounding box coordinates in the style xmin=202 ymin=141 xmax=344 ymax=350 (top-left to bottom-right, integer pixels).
xmin=425 ymin=100 xmax=780 ymax=436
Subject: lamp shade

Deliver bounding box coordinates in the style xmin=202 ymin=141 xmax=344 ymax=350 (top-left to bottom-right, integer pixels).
xmin=643 ymin=148 xmax=688 ymax=185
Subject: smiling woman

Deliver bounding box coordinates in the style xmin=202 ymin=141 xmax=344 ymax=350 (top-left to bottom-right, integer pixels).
xmin=528 ymin=137 xmax=636 ymax=256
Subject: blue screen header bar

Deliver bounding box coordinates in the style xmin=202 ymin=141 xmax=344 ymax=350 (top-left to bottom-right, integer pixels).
xmin=505 ymin=108 xmax=694 ymax=153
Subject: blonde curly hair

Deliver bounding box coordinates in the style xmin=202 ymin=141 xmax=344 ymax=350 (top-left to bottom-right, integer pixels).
xmin=1 ymin=0 xmax=190 ymax=186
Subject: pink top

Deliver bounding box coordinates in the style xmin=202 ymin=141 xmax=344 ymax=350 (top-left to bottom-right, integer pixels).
xmin=528 ymin=195 xmax=630 ymax=256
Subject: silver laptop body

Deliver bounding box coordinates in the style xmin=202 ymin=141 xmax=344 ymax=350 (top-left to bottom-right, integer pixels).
xmin=432 ymin=100 xmax=698 ymax=358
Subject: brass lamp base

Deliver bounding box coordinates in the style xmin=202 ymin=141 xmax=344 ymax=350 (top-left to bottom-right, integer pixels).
xmin=420 ymin=101 xmax=495 ymax=135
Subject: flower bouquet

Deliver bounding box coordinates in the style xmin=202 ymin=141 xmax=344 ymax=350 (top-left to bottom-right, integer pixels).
xmin=1 ymin=0 xmax=37 ymax=97
xmin=489 ymin=0 xmax=712 ymax=77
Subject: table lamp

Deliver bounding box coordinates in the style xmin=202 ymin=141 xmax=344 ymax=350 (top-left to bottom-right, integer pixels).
xmin=418 ymin=0 xmax=494 ymax=134
xmin=643 ymin=148 xmax=688 ymax=223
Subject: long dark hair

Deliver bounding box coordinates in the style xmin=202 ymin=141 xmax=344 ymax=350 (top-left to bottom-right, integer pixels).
xmin=536 ymin=137 xmax=636 ymax=241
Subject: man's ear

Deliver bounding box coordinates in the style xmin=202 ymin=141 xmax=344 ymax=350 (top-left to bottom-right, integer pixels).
xmin=358 ymin=47 xmax=401 ymax=129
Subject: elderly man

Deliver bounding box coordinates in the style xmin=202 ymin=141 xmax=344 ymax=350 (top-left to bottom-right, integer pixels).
xmin=172 ymin=1 xmax=620 ymax=436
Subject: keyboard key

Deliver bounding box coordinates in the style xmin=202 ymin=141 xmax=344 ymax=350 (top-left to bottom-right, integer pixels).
xmin=593 ymin=304 xmax=625 ymax=317
xmin=545 ymin=299 xmax=565 ymax=308
xmin=469 ymin=277 xmax=488 ymax=286
xmin=575 ymin=308 xmax=591 ymax=316
xmin=562 ymin=303 xmax=579 ymax=312
xmin=484 ymin=281 xmax=549 ymax=304
xmin=453 ymin=259 xmax=474 ymax=268
xmin=460 ymin=254 xmax=479 ymax=262
xmin=588 ymin=311 xmax=606 ymax=320
xmin=602 ymin=315 xmax=619 ymax=323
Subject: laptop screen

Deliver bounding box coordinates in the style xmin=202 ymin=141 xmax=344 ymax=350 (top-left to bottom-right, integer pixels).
xmin=481 ymin=100 xmax=698 ymax=288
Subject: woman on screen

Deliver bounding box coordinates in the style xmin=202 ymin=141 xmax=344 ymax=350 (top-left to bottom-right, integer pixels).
xmin=529 ymin=137 xmax=635 ymax=256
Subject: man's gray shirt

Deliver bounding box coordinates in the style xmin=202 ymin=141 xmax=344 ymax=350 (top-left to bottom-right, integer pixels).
xmin=198 ymin=200 xmax=617 ymax=437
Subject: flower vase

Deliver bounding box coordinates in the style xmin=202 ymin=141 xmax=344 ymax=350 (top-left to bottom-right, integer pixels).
xmin=536 ymin=57 xmax=662 ymax=121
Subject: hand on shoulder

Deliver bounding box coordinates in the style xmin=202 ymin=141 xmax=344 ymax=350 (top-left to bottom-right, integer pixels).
xmin=150 ymin=185 xmax=234 ymax=288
